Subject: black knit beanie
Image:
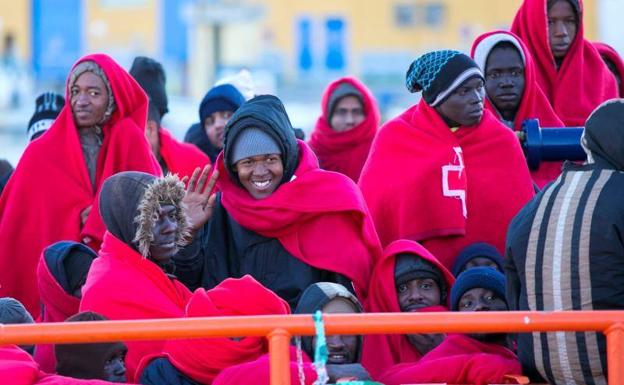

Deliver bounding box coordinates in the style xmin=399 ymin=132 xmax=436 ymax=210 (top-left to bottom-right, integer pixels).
xmin=406 ymin=50 xmax=483 ymax=107
xmin=394 ymin=253 xmax=447 ymax=301
xmin=129 ymin=56 xmax=169 ymax=118
xmin=27 ymin=92 xmax=65 ymax=141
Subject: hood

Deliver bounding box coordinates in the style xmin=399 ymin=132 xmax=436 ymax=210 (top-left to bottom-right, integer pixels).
xmin=223 ymin=95 xmax=299 ymax=185
xmin=582 ymin=98 xmax=624 ymax=170
xmin=294 ymin=282 xmax=364 ymax=362
xmin=43 ymin=241 xmax=97 ymax=295
xmin=99 ymin=172 xmax=189 ymax=257
xmin=367 ymin=240 xmax=455 ymax=313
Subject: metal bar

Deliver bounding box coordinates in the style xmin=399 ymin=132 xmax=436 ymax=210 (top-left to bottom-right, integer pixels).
xmin=1 ymin=311 xmax=624 ymax=345
xmin=606 ymin=323 xmax=624 ymax=385
xmin=268 ymin=329 xmax=291 ymax=385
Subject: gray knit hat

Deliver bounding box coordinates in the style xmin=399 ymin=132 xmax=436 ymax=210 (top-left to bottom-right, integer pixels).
xmin=231 ymin=127 xmax=282 ymax=165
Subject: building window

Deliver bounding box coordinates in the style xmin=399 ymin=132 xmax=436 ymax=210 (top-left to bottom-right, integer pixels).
xmin=425 ymin=3 xmax=445 ymax=27
xmin=394 ymin=4 xmax=416 ymax=27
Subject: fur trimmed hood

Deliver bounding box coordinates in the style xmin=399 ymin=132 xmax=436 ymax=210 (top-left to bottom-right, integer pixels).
xmin=100 ymin=172 xmax=190 ymax=258
xmin=133 ymin=174 xmax=190 ymax=257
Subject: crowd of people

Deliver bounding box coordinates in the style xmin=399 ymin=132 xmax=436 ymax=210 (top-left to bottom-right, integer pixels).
xmin=0 ymin=0 xmax=623 ymax=384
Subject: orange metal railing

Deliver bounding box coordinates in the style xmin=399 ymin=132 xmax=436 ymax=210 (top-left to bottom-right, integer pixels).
xmin=1 ymin=311 xmax=623 ymax=385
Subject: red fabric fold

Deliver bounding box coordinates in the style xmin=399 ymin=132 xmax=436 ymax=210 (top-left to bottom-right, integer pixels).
xmin=0 ymin=53 xmax=161 ymax=318
xmin=471 ymin=30 xmax=566 ymax=188
xmin=510 ymin=0 xmax=618 ymax=126
xmin=359 ymin=101 xmax=534 ymax=268
xmin=80 ymin=232 xmax=192 ymax=382
xmin=152 ymin=276 xmax=290 ymax=384
xmin=212 ymin=347 xmax=317 ymax=385
xmin=159 ymin=127 xmax=210 ymax=179
xmin=379 ymin=334 xmax=522 ymax=385
xmin=217 ymin=140 xmax=380 ymax=299
xmin=361 ymin=240 xmax=455 ymax=379
xmin=0 ymin=345 xmax=116 ymax=385
xmin=594 ymin=42 xmax=624 ymax=97
xmin=34 ymin=254 xmax=81 ymax=373
xmin=308 ymin=77 xmax=380 ymax=182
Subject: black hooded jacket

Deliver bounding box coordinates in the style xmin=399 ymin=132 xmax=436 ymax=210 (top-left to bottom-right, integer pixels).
xmin=505 ymin=99 xmax=624 ymax=385
xmin=174 ymin=95 xmax=351 ymax=309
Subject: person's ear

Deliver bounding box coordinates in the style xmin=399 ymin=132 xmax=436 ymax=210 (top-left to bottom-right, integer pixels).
xmin=146 ymin=119 xmax=158 ymax=135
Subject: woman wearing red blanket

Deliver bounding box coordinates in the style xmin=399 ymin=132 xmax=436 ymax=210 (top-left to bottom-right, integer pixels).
xmin=361 ymin=240 xmax=455 ymax=379
xmin=80 ymin=172 xmax=192 ymax=382
xmin=0 ymin=54 xmax=160 ymax=318
xmin=359 ymin=50 xmax=534 ymax=269
xmin=175 ymin=95 xmax=379 ymax=308
xmin=511 ymin=0 xmax=618 ymax=126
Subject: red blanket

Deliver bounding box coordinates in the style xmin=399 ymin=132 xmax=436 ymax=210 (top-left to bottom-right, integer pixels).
xmin=359 ymin=101 xmax=534 ymax=268
xmin=379 ymin=334 xmax=522 ymax=385
xmin=141 ymin=276 xmax=290 ymax=384
xmin=217 ymin=140 xmax=380 ymax=299
xmin=212 ymin=347 xmax=317 ymax=385
xmin=80 ymin=232 xmax=192 ymax=382
xmin=471 ymin=30 xmax=566 ymax=188
xmin=361 ymin=240 xmax=455 ymax=379
xmin=0 ymin=54 xmax=160 ymax=318
xmin=159 ymin=127 xmax=210 ymax=179
xmin=0 ymin=345 xmax=115 ymax=385
xmin=308 ymin=77 xmax=380 ymax=182
xmin=33 ymin=253 xmax=80 ymax=373
xmin=594 ymin=42 xmax=624 ymax=97
xmin=511 ymin=0 xmax=618 ymax=126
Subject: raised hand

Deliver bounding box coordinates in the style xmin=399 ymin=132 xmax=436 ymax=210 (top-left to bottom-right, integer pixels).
xmin=182 ymin=165 xmax=219 ymax=234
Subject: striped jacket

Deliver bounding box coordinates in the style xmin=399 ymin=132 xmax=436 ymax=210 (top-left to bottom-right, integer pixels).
xmin=505 ymin=161 xmax=624 ymax=385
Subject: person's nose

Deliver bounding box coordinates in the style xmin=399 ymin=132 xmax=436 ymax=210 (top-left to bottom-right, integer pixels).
xmin=500 ymin=75 xmax=514 ymax=88
xmin=553 ymin=21 xmax=568 ymax=37
xmin=74 ymin=93 xmax=89 ymax=107
xmin=407 ymin=287 xmax=424 ymax=303
xmin=252 ymin=162 xmax=269 ymax=176
xmin=161 ymin=217 xmax=176 ymax=235
xmin=473 ymin=299 xmax=490 ymax=311
xmin=114 ymin=360 xmax=126 ymax=375
xmin=327 ymin=335 xmax=345 ymax=350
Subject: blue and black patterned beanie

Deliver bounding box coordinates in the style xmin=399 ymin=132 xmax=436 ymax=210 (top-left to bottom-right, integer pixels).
xmin=406 ymin=50 xmax=483 ymax=107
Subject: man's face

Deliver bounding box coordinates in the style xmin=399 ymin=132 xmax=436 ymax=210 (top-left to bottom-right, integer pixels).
xmin=435 ymin=77 xmax=485 ymax=127
xmin=458 ymin=287 xmax=508 ymax=342
xmin=148 ymin=204 xmax=178 ymax=265
xmin=204 ymin=110 xmax=234 ymax=149
xmin=458 ymin=288 xmax=507 ymax=312
xmin=396 ymin=278 xmax=442 ymax=312
xmin=317 ymin=298 xmax=359 ymax=364
xmin=71 ymin=72 xmax=109 ymax=129
xmin=145 ymin=120 xmax=160 ymax=156
xmin=485 ymin=46 xmax=525 ymax=117
xmin=330 ymin=96 xmax=365 ymax=132
xmin=235 ymin=154 xmax=284 ymax=199
xmin=103 ymin=347 xmax=127 ymax=383
xmin=548 ymin=0 xmax=578 ymax=61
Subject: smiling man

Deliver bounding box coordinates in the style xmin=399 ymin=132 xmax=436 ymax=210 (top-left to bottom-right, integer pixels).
xmin=294 ymin=282 xmax=372 ymax=382
xmin=174 ymin=95 xmax=380 ymax=310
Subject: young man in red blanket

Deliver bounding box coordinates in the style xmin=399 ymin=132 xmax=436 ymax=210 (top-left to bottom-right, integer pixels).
xmin=359 ymin=50 xmax=534 ymax=269
xmin=361 ymin=240 xmax=455 ymax=378
xmin=471 ymin=30 xmax=565 ymax=188
xmin=0 ymin=54 xmax=161 ymax=318
xmin=380 ymin=267 xmax=522 ymax=385
xmin=511 ymin=0 xmax=618 ymax=126
xmin=308 ymin=77 xmax=380 ymax=182
xmin=80 ymin=171 xmax=198 ymax=382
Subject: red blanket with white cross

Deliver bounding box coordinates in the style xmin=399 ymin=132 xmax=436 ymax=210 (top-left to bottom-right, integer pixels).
xmin=359 ymin=100 xmax=534 ymax=268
